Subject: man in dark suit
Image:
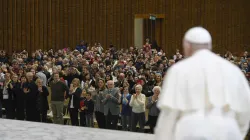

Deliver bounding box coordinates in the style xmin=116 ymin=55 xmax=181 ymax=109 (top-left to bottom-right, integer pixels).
xmin=103 ymin=80 xmax=121 ymax=130
xmin=23 ymin=72 xmax=39 ymax=122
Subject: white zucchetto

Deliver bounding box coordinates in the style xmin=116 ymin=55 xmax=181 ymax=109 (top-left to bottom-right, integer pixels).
xmin=184 ymin=27 xmax=212 ymax=44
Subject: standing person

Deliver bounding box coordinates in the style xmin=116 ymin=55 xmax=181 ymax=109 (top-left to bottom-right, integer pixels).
xmin=36 ymin=78 xmax=49 ymax=122
xmin=92 ymin=79 xmax=106 ymax=128
xmin=15 ymin=75 xmax=26 ymax=120
xmin=103 ymin=80 xmax=121 ymax=130
xmin=79 ymin=89 xmax=87 ymax=127
xmin=2 ymin=73 xmax=15 ymax=119
xmin=129 ymin=84 xmax=146 ymax=133
xmin=85 ymin=92 xmax=94 ymax=127
xmin=146 ymin=86 xmax=161 ymax=134
xmin=50 ymin=73 xmax=69 ymax=124
xmin=67 ymin=78 xmax=82 ymax=126
xmin=23 ymin=72 xmax=39 ymax=122
xmin=156 ymin=27 xmax=250 ymax=140
xmin=120 ymin=86 xmax=132 ymax=131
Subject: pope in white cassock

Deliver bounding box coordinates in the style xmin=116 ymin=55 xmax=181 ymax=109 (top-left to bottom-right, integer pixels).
xmin=155 ymin=27 xmax=250 ymax=140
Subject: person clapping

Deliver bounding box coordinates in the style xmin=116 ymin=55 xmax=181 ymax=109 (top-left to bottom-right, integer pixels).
xmin=129 ymin=84 xmax=146 ymax=132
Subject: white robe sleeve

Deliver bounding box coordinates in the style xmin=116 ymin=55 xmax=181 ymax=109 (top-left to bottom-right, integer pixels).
xmin=155 ymin=109 xmax=180 ymax=140
xmin=155 ymin=65 xmax=181 ymax=140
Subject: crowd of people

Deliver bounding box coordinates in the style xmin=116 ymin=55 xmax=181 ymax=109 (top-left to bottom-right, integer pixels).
xmin=0 ymin=39 xmax=249 ymax=133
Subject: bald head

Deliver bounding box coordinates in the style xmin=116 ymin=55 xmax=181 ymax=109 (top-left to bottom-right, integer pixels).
xmin=119 ymin=73 xmax=125 ymax=80
xmin=26 ymin=72 xmax=34 ymax=82
xmin=183 ymin=27 xmax=212 ymax=57
xmin=107 ymin=80 xmax=114 ymax=89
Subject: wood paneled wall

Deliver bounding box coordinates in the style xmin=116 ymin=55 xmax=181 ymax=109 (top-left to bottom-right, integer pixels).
xmin=0 ymin=0 xmax=249 ymax=55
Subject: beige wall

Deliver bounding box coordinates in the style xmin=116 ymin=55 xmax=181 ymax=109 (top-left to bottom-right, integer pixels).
xmin=134 ymin=19 xmax=143 ymax=48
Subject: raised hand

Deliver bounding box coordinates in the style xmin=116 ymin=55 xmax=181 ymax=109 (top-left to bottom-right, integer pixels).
xmin=38 ymin=87 xmax=43 ymax=92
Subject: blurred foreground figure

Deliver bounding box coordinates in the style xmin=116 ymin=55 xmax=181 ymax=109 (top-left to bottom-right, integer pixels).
xmin=175 ymin=108 xmax=242 ymax=140
xmin=155 ymin=27 xmax=250 ymax=140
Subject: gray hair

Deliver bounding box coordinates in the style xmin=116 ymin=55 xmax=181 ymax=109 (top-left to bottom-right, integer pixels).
xmin=190 ymin=43 xmax=212 ymax=51
xmin=135 ymin=84 xmax=142 ymax=91
xmin=153 ymin=86 xmax=161 ymax=93
xmin=26 ymin=72 xmax=33 ymax=77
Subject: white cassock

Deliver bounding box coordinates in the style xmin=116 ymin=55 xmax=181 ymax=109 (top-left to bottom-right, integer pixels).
xmin=155 ymin=27 xmax=250 ymax=140
xmin=175 ymin=108 xmax=242 ymax=140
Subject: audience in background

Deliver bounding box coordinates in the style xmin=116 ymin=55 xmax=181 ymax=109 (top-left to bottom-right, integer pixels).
xmin=0 ymin=43 xmax=249 ymax=133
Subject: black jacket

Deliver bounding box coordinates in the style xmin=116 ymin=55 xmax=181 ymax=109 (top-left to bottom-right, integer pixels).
xmin=85 ymin=99 xmax=94 ymax=115
xmin=37 ymin=86 xmax=49 ymax=112
xmin=67 ymin=88 xmax=82 ymax=109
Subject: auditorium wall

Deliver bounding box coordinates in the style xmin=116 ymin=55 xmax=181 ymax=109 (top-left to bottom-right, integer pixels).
xmin=0 ymin=0 xmax=249 ymax=56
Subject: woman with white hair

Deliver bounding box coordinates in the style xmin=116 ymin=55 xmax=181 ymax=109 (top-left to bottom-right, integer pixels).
xmin=146 ymin=86 xmax=161 ymax=133
xmin=129 ymin=84 xmax=146 ymax=132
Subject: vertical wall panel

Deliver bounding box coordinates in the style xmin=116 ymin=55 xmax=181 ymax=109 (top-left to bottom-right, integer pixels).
xmin=43 ymin=0 xmax=48 ymax=50
xmin=3 ymin=0 xmax=7 ymax=52
xmin=12 ymin=0 xmax=17 ymax=51
xmin=47 ymin=0 xmax=52 ymax=50
xmin=127 ymin=0 xmax=132 ymax=49
xmin=79 ymin=0 xmax=84 ymax=43
xmin=0 ymin=0 xmax=3 ymax=50
xmin=75 ymin=0 xmax=80 ymax=45
xmin=71 ymin=0 xmax=76 ymax=48
xmin=30 ymin=0 xmax=35 ymax=52
xmin=25 ymin=0 xmax=31 ymax=52
xmin=39 ymin=0 xmax=44 ymax=50
xmin=83 ymin=0 xmax=88 ymax=43
xmin=91 ymin=0 xmax=95 ymax=44
xmin=59 ymin=0 xmax=64 ymax=49
xmin=8 ymin=0 xmax=13 ymax=53
xmin=55 ymin=0 xmax=60 ymax=50
xmin=51 ymin=0 xmax=56 ymax=50
xmin=20 ymin=0 xmax=25 ymax=51
xmin=34 ymin=0 xmax=39 ymax=51
xmin=63 ymin=0 xmax=68 ymax=48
